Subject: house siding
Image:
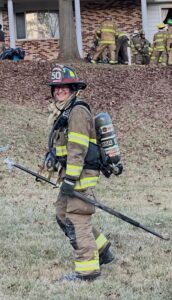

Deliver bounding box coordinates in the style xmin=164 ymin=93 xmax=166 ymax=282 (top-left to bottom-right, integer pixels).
xmin=1 ymin=0 xmax=142 ymax=61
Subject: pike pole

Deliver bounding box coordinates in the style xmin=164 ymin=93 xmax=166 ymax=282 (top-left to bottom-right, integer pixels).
xmin=4 ymin=157 xmax=169 ymax=241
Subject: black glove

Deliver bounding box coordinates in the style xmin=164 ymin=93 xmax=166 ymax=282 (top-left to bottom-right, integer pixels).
xmin=113 ymin=163 xmax=123 ymax=176
xmin=44 ymin=149 xmax=57 ymax=171
xmin=60 ymin=178 xmax=76 ymax=196
xmin=170 ymin=43 xmax=172 ymax=48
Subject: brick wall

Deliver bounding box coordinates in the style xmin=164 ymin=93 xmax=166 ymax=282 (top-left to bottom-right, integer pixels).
xmin=1 ymin=0 xmax=141 ymax=60
xmin=81 ymin=0 xmax=142 ymax=54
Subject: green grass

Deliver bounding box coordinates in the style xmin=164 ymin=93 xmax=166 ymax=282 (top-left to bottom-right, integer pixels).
xmin=0 ymin=100 xmax=171 ymax=300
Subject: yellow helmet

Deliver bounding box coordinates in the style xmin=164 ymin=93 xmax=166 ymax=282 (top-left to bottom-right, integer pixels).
xmin=158 ymin=23 xmax=165 ymax=29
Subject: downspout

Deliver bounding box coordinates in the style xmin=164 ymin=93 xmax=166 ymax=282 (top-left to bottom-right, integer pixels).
xmin=7 ymin=0 xmax=15 ymax=48
xmin=141 ymin=0 xmax=148 ymax=37
xmin=74 ymin=0 xmax=83 ymax=58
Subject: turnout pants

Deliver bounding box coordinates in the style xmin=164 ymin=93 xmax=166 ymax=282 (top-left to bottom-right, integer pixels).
xmin=168 ymin=50 xmax=172 ymax=65
xmin=55 ymin=188 xmax=110 ymax=277
xmin=93 ymin=43 xmax=116 ymax=63
xmin=151 ymin=50 xmax=167 ymax=65
xmin=116 ymin=36 xmax=129 ymax=64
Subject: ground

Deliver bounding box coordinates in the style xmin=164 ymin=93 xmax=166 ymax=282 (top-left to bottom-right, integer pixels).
xmin=0 ymin=62 xmax=171 ymax=300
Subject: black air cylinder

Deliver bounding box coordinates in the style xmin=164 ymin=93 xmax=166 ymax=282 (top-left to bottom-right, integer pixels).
xmin=95 ymin=112 xmax=120 ymax=164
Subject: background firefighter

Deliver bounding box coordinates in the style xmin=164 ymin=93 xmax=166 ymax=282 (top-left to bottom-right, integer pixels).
xmin=130 ymin=30 xmax=142 ymax=64
xmin=0 ymin=24 xmax=5 ymax=53
xmin=115 ymin=31 xmax=129 ymax=64
xmin=91 ymin=16 xmax=117 ymax=64
xmin=150 ymin=23 xmax=167 ymax=66
xmin=139 ymin=30 xmax=152 ymax=65
xmin=85 ymin=30 xmax=109 ymax=64
xmin=45 ymin=64 xmax=115 ymax=282
xmin=167 ymin=18 xmax=172 ymax=65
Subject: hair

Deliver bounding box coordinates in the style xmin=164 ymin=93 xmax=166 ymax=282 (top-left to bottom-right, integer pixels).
xmin=51 ymin=84 xmax=78 ymax=97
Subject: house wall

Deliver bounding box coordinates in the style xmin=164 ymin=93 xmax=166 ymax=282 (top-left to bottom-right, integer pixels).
xmin=1 ymin=0 xmax=142 ymax=61
xmin=81 ymin=0 xmax=142 ymax=55
xmin=147 ymin=3 xmax=172 ymax=42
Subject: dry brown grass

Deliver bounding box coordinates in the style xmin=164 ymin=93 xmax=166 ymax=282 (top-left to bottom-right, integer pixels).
xmin=0 ymin=99 xmax=171 ymax=300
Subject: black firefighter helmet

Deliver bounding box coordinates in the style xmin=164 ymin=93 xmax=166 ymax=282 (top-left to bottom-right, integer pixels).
xmin=47 ymin=64 xmax=87 ymax=96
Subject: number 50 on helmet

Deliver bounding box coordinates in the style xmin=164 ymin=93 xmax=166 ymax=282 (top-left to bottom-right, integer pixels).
xmin=47 ymin=64 xmax=87 ymax=95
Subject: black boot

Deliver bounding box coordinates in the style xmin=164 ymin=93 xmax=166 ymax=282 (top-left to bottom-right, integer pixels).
xmin=59 ymin=272 xmax=100 ymax=282
xmin=99 ymin=246 xmax=114 ymax=266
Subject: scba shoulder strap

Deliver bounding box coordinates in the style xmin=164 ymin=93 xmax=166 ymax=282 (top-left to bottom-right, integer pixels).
xmin=72 ymin=100 xmax=91 ymax=113
xmin=48 ymin=98 xmax=91 ymax=152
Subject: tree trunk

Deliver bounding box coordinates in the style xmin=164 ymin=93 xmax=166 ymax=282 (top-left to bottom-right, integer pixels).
xmin=58 ymin=0 xmax=81 ymax=62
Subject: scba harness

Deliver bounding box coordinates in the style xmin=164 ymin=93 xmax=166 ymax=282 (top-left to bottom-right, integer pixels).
xmin=46 ymin=98 xmax=123 ymax=178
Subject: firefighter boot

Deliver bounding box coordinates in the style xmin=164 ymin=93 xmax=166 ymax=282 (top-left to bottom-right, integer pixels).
xmin=99 ymin=244 xmax=114 ymax=266
xmin=59 ymin=272 xmax=100 ymax=282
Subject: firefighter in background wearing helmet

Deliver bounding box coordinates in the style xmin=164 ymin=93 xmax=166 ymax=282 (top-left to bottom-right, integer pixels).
xmin=115 ymin=30 xmax=129 ymax=64
xmin=167 ymin=18 xmax=172 ymax=65
xmin=139 ymin=30 xmax=152 ymax=65
xmin=91 ymin=16 xmax=117 ymax=64
xmin=45 ymin=64 xmax=114 ymax=282
xmin=130 ymin=30 xmax=142 ymax=64
xmin=151 ymin=23 xmax=167 ymax=66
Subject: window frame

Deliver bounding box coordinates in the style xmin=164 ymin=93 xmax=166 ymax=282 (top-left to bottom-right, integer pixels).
xmin=16 ymin=10 xmax=59 ymax=41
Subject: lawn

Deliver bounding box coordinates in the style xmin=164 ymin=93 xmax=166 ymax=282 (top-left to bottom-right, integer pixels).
xmin=0 ymin=97 xmax=171 ymax=300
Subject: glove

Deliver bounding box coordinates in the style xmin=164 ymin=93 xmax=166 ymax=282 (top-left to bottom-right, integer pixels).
xmin=44 ymin=149 xmax=57 ymax=171
xmin=60 ymin=178 xmax=76 ymax=196
xmin=113 ymin=163 xmax=123 ymax=176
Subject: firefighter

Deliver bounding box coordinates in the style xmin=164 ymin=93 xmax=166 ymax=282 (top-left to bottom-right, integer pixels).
xmin=130 ymin=30 xmax=142 ymax=64
xmin=167 ymin=18 xmax=172 ymax=65
xmin=0 ymin=24 xmax=5 ymax=53
xmin=139 ymin=30 xmax=152 ymax=65
xmin=115 ymin=31 xmax=129 ymax=64
xmin=86 ymin=30 xmax=109 ymax=63
xmin=91 ymin=16 xmax=117 ymax=64
xmin=151 ymin=23 xmax=167 ymax=66
xmin=45 ymin=64 xmax=114 ymax=282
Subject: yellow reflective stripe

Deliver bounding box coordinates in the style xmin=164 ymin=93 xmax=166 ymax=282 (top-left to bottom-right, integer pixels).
xmin=118 ymin=33 xmax=126 ymax=37
xmin=75 ymin=176 xmax=99 ymax=190
xmin=96 ymin=233 xmax=108 ymax=250
xmin=68 ymin=132 xmax=89 ymax=147
xmin=100 ymin=40 xmax=115 ymax=44
xmin=89 ymin=138 xmax=96 ymax=144
xmin=75 ymin=259 xmax=100 ymax=272
xmin=155 ymin=38 xmax=164 ymax=42
xmin=55 ymin=146 xmax=67 ymax=156
xmin=101 ymin=29 xmax=115 ymax=33
xmin=156 ymin=46 xmax=165 ymax=50
xmin=66 ymin=164 xmax=83 ymax=176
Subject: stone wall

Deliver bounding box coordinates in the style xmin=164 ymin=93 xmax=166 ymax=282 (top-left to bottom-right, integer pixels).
xmin=1 ymin=0 xmax=142 ymax=61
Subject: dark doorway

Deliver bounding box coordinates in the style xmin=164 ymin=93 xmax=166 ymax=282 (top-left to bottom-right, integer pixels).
xmin=164 ymin=8 xmax=172 ymax=23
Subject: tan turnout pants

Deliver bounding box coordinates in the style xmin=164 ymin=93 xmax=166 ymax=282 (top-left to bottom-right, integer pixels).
xmin=151 ymin=50 xmax=167 ymax=65
xmin=93 ymin=43 xmax=116 ymax=63
xmin=55 ymin=188 xmax=109 ymax=277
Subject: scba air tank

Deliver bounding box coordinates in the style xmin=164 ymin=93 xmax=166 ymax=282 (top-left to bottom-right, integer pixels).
xmin=95 ymin=112 xmax=120 ymax=164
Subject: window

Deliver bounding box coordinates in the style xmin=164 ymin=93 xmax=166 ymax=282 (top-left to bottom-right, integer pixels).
xmin=16 ymin=11 xmax=59 ymax=40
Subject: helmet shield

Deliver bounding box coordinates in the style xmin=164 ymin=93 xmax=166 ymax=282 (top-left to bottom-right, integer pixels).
xmin=47 ymin=64 xmax=87 ymax=90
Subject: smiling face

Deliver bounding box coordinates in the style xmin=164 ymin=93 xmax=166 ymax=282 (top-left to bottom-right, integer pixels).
xmin=53 ymin=85 xmax=73 ymax=102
